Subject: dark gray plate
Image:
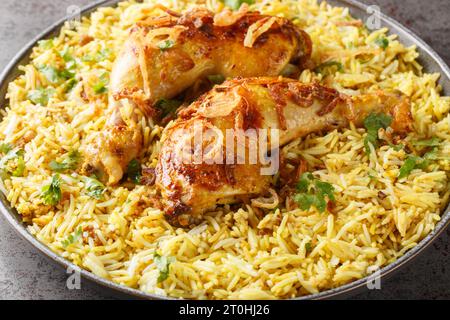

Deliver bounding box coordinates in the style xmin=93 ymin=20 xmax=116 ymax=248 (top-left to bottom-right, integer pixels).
xmin=0 ymin=0 xmax=449 ymax=300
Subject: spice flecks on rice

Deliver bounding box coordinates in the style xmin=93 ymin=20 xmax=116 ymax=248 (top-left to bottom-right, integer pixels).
xmin=0 ymin=0 xmax=449 ymax=299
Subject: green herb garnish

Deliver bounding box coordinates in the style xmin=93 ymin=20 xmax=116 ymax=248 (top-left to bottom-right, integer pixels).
xmin=389 ymin=143 xmax=404 ymax=151
xmin=157 ymin=40 xmax=174 ymax=51
xmin=155 ymin=99 xmax=183 ymax=118
xmin=38 ymin=39 xmax=54 ymax=50
xmin=398 ymin=148 xmax=439 ymax=180
xmin=92 ymin=72 xmax=109 ymax=94
xmin=280 ymin=64 xmax=300 ymax=77
xmin=0 ymin=143 xmax=12 ymax=154
xmin=41 ymin=174 xmax=62 ymax=206
xmin=222 ymin=0 xmax=255 ymax=10
xmin=93 ymin=82 xmax=107 ymax=94
xmin=363 ymin=113 xmax=392 ymax=155
xmin=62 ymin=226 xmax=83 ymax=248
xmin=12 ymin=154 xmax=25 ymax=177
xmin=314 ymin=61 xmax=344 ymax=75
xmin=375 ymin=36 xmax=389 ymax=50
xmin=27 ymin=87 xmax=55 ymax=106
xmin=39 ymin=65 xmax=62 ymax=83
xmin=127 ymin=159 xmax=142 ymax=184
xmin=49 ymin=150 xmax=81 ymax=173
xmin=305 ymin=242 xmax=312 ymax=252
xmin=293 ymin=173 xmax=335 ymax=213
xmin=207 ymin=74 xmax=226 ymax=85
xmin=84 ymin=175 xmax=105 ymax=200
xmin=83 ymin=48 xmax=113 ymax=62
xmin=412 ymin=137 xmax=441 ymax=147
xmin=154 ymin=253 xmax=175 ymax=283
xmin=97 ymin=48 xmax=112 ymax=61
xmin=0 ymin=148 xmax=26 ymax=177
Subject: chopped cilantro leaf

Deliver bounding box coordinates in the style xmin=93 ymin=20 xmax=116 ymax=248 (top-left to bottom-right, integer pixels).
xmin=363 ymin=113 xmax=392 ymax=154
xmin=38 ymin=39 xmax=54 ymax=50
xmin=154 ymin=253 xmax=175 ymax=283
xmin=305 ymin=242 xmax=312 ymax=252
xmin=155 ymin=99 xmax=182 ymax=118
xmin=127 ymin=159 xmax=142 ymax=184
xmin=41 ymin=174 xmax=62 ymax=206
xmin=222 ymin=0 xmax=255 ymax=10
xmin=412 ymin=137 xmax=441 ymax=147
xmin=84 ymin=175 xmax=105 ymax=200
xmin=207 ymin=74 xmax=226 ymax=85
xmin=49 ymin=150 xmax=81 ymax=173
xmin=314 ymin=61 xmax=344 ymax=75
xmin=375 ymin=36 xmax=389 ymax=50
xmin=0 ymin=143 xmax=12 ymax=154
xmin=62 ymin=226 xmax=83 ymax=248
xmin=293 ymin=173 xmax=336 ymax=213
xmin=27 ymin=87 xmax=55 ymax=106
xmin=157 ymin=40 xmax=174 ymax=51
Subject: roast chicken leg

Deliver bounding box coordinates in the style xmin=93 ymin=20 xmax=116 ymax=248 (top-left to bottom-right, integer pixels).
xmin=155 ymin=77 xmax=413 ymax=226
xmin=81 ymin=5 xmax=312 ymax=185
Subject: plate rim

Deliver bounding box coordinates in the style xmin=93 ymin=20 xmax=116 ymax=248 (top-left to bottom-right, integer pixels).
xmin=0 ymin=0 xmax=448 ymax=300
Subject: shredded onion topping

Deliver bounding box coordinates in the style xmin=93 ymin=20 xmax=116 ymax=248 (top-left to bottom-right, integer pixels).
xmin=214 ymin=4 xmax=249 ymax=27
xmin=244 ymin=17 xmax=280 ymax=48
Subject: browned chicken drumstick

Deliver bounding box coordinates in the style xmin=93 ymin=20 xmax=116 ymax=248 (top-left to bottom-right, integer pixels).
xmin=155 ymin=77 xmax=413 ymax=226
xmin=81 ymin=5 xmax=312 ymax=185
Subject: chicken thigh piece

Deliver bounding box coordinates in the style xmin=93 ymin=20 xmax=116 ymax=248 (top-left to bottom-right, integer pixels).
xmin=81 ymin=5 xmax=312 ymax=185
xmin=110 ymin=5 xmax=312 ymax=116
xmin=155 ymin=77 xmax=413 ymax=226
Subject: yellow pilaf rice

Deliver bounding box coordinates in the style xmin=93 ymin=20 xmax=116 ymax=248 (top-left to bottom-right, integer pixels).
xmin=0 ymin=0 xmax=449 ymax=299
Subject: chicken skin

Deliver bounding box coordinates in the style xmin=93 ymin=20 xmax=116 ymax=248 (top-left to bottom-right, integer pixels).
xmin=81 ymin=5 xmax=312 ymax=185
xmin=110 ymin=5 xmax=312 ymax=116
xmin=155 ymin=77 xmax=413 ymax=226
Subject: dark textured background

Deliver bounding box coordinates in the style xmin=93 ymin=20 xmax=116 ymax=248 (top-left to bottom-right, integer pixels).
xmin=0 ymin=0 xmax=448 ymax=300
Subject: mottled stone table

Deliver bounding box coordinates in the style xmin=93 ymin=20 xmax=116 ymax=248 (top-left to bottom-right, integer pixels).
xmin=0 ymin=0 xmax=448 ymax=300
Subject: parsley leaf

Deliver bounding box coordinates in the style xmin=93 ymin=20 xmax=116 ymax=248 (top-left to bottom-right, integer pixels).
xmin=27 ymin=87 xmax=55 ymax=106
xmin=412 ymin=137 xmax=441 ymax=147
xmin=38 ymin=39 xmax=54 ymax=50
xmin=0 ymin=143 xmax=12 ymax=154
xmin=93 ymin=72 xmax=109 ymax=94
xmin=62 ymin=226 xmax=83 ymax=248
xmin=84 ymin=175 xmax=105 ymax=199
xmin=155 ymin=99 xmax=182 ymax=118
xmin=363 ymin=113 xmax=392 ymax=155
xmin=49 ymin=150 xmax=81 ymax=172
xmin=93 ymin=82 xmax=107 ymax=94
xmin=398 ymin=155 xmax=421 ymax=179
xmin=305 ymin=242 xmax=312 ymax=252
xmin=280 ymin=63 xmax=300 ymax=77
xmin=207 ymin=74 xmax=226 ymax=85
xmin=41 ymin=174 xmax=62 ymax=206
xmin=39 ymin=65 xmax=61 ymax=83
xmin=82 ymin=48 xmax=113 ymax=63
xmin=12 ymin=154 xmax=25 ymax=177
xmin=97 ymin=48 xmax=112 ymax=60
xmin=398 ymin=148 xmax=438 ymax=180
xmin=0 ymin=148 xmax=26 ymax=177
xmin=314 ymin=61 xmax=344 ymax=75
xmin=293 ymin=173 xmax=335 ymax=213
xmin=375 ymin=36 xmax=389 ymax=50
xmin=157 ymin=40 xmax=174 ymax=51
xmin=222 ymin=0 xmax=255 ymax=10
xmin=154 ymin=253 xmax=175 ymax=283
xmin=389 ymin=143 xmax=404 ymax=151
xmin=127 ymin=159 xmax=142 ymax=184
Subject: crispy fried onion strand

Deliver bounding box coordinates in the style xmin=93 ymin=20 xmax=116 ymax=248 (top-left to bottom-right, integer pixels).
xmin=244 ymin=17 xmax=280 ymax=48
xmin=251 ymin=188 xmax=280 ymax=209
xmin=214 ymin=4 xmax=249 ymax=27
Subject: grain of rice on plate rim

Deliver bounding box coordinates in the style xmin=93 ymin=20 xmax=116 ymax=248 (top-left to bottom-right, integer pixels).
xmin=0 ymin=0 xmax=449 ymax=299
